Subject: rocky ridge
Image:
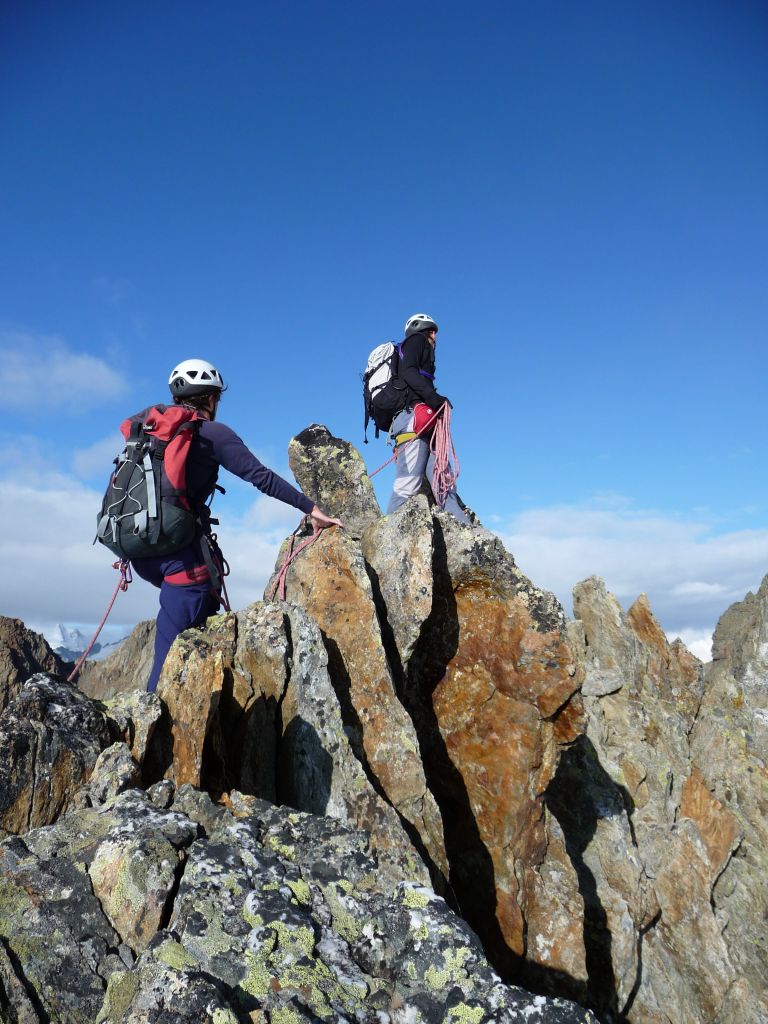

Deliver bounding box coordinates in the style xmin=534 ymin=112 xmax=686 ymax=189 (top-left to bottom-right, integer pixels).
xmin=0 ymin=423 xmax=766 ymax=1023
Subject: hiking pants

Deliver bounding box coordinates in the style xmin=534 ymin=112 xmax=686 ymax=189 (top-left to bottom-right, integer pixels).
xmin=386 ymin=408 xmax=469 ymax=524
xmin=131 ymin=543 xmax=219 ymax=693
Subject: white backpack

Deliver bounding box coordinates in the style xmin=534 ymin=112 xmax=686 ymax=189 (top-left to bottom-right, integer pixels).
xmin=362 ymin=341 xmax=404 ymax=440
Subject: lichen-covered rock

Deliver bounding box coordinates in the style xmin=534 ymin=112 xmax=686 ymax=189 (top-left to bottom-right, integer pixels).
xmin=270 ymin=526 xmax=448 ymax=880
xmin=78 ymin=618 xmax=155 ymax=699
xmin=361 ymin=494 xmax=435 ymax=671
xmin=102 ymin=689 xmax=163 ymax=767
xmin=288 ymin=422 xmax=381 ymax=538
xmin=0 ymin=673 xmax=110 ymax=836
xmin=96 ymin=949 xmax=239 ymax=1024
xmin=0 ymin=615 xmax=66 ymax=708
xmin=559 ymin=576 xmax=764 ymax=1024
xmin=82 ymin=742 xmax=141 ymax=805
xmin=688 ymin=575 xmax=768 ymax=1019
xmin=163 ymin=794 xmax=596 ymax=1023
xmin=0 ymin=786 xmax=594 ymax=1023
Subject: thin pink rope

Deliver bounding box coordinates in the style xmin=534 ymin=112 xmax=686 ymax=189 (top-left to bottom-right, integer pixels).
xmin=66 ymin=560 xmax=132 ymax=684
xmin=367 ymin=402 xmax=446 ymax=479
xmin=429 ymin=402 xmax=460 ymax=509
xmin=266 ymin=517 xmax=321 ymax=601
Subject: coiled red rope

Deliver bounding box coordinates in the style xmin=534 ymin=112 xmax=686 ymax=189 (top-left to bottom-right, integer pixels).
xmin=66 ymin=560 xmax=132 ymax=684
xmin=429 ymin=402 xmax=460 ymax=509
xmin=368 ymin=402 xmax=460 ymax=512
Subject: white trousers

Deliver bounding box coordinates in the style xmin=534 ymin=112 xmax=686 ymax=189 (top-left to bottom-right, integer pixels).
xmin=386 ymin=409 xmax=469 ymax=523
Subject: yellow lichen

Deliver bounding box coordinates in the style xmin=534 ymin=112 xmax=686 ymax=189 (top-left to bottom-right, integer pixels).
xmin=156 ymin=939 xmax=197 ymax=971
xmin=401 ymin=886 xmax=431 ymax=910
xmin=211 ymin=1009 xmax=240 ymax=1024
xmin=286 ymin=879 xmax=311 ymax=905
xmin=424 ymin=947 xmax=471 ymax=991
xmin=444 ymin=1003 xmax=484 ymax=1024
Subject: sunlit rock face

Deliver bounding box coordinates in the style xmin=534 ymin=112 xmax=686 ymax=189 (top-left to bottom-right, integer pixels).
xmin=3 ymin=423 xmax=768 ymax=1023
xmin=556 ymin=576 xmax=768 ymax=1024
xmin=689 ymin=577 xmax=768 ymax=1019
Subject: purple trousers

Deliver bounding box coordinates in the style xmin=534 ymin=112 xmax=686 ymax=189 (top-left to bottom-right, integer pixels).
xmin=131 ymin=543 xmax=219 ymax=692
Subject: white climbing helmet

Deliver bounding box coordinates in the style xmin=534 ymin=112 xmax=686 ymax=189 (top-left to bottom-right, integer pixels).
xmin=404 ymin=313 xmax=438 ymax=337
xmin=168 ymin=359 xmax=226 ymax=399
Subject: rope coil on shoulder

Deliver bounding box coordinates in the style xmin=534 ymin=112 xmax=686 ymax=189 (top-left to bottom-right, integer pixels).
xmin=66 ymin=560 xmax=132 ymax=684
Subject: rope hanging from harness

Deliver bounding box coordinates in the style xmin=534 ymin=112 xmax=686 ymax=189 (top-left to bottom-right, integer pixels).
xmin=66 ymin=560 xmax=132 ymax=684
xmin=266 ymin=516 xmax=321 ymax=602
xmin=367 ymin=402 xmax=447 ymax=480
xmin=429 ymin=401 xmax=460 ymax=509
xmin=367 ymin=402 xmax=460 ymax=512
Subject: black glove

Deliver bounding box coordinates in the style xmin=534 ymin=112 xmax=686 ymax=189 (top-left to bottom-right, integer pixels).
xmin=433 ymin=395 xmax=452 ymax=410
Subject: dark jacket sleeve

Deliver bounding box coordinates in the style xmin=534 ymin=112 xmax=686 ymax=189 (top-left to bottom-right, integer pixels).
xmin=200 ymin=422 xmax=314 ymax=515
xmin=399 ymin=335 xmax=444 ymax=410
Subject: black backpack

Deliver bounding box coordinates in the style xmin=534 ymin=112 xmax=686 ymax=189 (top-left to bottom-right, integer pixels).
xmin=95 ymin=405 xmax=202 ymax=560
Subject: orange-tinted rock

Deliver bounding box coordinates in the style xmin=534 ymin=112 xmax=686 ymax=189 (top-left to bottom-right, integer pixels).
xmin=157 ymin=615 xmax=236 ymax=788
xmin=406 ymin=514 xmax=582 ymax=975
xmin=274 ymin=527 xmax=447 ymax=879
xmin=680 ymin=767 xmax=740 ymax=880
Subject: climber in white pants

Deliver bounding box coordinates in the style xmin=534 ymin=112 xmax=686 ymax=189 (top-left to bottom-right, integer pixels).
xmin=386 ymin=406 xmax=468 ymax=522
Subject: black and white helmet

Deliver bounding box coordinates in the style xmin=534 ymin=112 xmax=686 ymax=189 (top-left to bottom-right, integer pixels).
xmin=168 ymin=359 xmax=226 ymax=399
xmin=404 ymin=313 xmax=438 ymax=337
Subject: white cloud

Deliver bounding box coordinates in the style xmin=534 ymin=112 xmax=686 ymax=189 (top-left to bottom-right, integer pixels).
xmin=671 ymin=629 xmax=713 ymax=663
xmin=0 ymin=332 xmax=126 ymax=412
xmin=501 ymin=496 xmax=768 ymax=657
xmin=72 ymin=432 xmax=124 ymax=481
xmin=1 ymin=463 xmax=762 ymax=671
xmin=0 ymin=472 xmax=291 ymax=639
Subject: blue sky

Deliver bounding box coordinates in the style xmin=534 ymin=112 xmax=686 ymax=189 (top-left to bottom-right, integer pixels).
xmin=1 ymin=1 xmax=766 ymax=657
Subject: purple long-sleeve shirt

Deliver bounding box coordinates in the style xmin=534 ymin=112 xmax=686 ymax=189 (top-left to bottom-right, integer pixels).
xmin=188 ymin=420 xmax=314 ymax=515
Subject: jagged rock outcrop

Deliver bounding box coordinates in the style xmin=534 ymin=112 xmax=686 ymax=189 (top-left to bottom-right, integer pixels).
xmin=689 ymin=576 xmax=768 ymax=1018
xmin=0 ymin=673 xmax=111 ymax=836
xmin=555 ymin=577 xmax=767 ymax=1023
xmin=0 ymin=616 xmax=67 ymax=707
xmin=0 ymin=783 xmax=594 ymax=1023
xmin=78 ymin=618 xmax=155 ymax=699
xmin=288 ymin=422 xmax=381 ymax=538
xmin=3 ymin=424 xmax=768 ymax=1023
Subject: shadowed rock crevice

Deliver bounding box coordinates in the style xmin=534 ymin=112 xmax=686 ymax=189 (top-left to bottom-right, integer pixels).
xmin=546 ymin=736 xmax=636 ymax=1022
xmin=320 ymin=631 xmax=443 ymax=884
xmin=400 ymin=523 xmax=516 ymax=975
xmin=1 ymin=934 xmax=51 ymax=1024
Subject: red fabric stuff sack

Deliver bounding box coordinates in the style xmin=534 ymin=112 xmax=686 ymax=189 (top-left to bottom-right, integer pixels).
xmin=413 ymin=402 xmax=440 ymax=438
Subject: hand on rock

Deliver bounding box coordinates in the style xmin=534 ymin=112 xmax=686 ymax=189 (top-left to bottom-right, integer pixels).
xmin=310 ymin=506 xmax=344 ymax=535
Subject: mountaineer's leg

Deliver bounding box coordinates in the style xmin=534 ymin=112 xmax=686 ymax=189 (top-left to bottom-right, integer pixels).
xmin=387 ymin=410 xmax=430 ymax=514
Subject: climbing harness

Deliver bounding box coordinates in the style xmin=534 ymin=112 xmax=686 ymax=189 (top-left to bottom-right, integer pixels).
xmin=368 ymin=402 xmax=460 ymax=511
xmin=367 ymin=402 xmax=445 ymax=479
xmin=266 ymin=516 xmax=322 ymax=602
xmin=66 ymin=560 xmax=132 ymax=684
